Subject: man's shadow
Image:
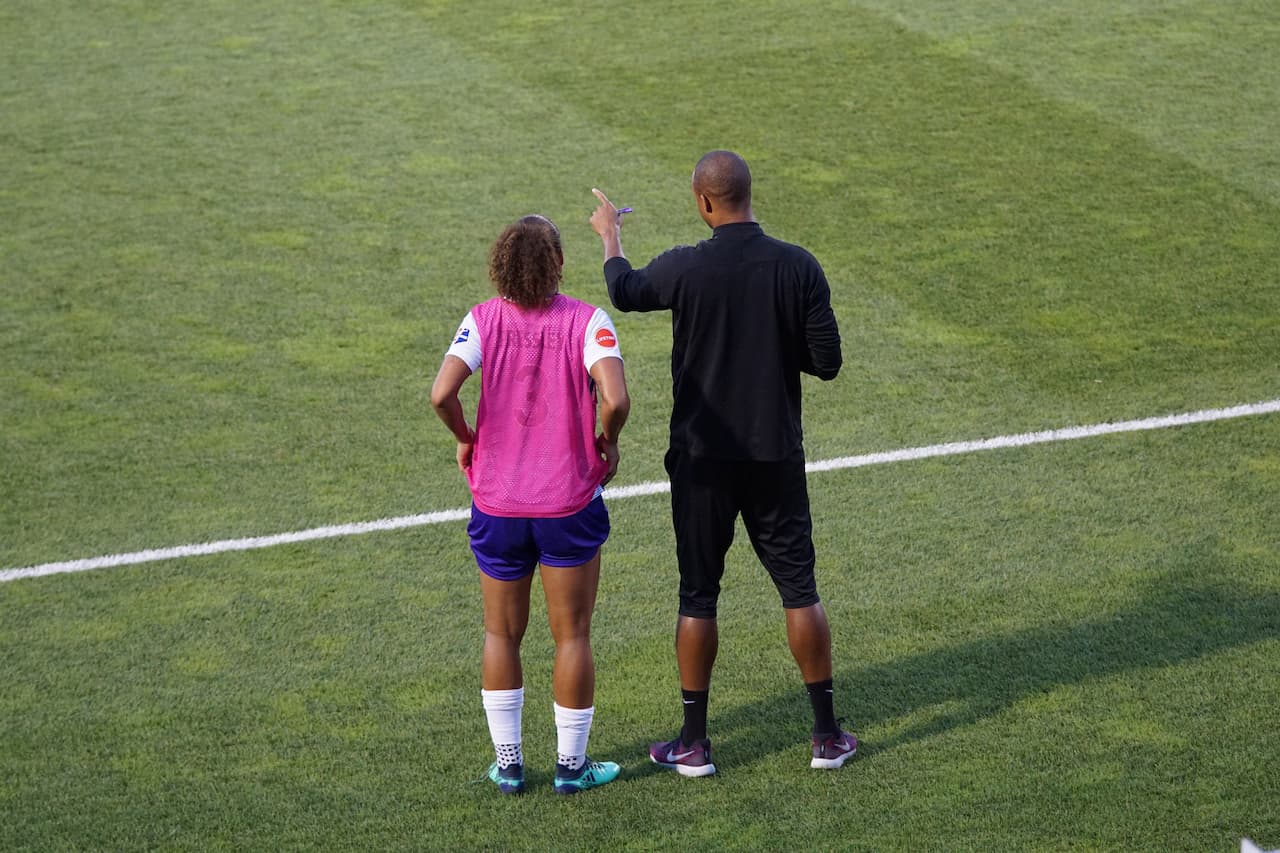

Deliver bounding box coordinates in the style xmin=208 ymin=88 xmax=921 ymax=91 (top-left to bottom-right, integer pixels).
xmin=619 ymin=543 xmax=1278 ymax=771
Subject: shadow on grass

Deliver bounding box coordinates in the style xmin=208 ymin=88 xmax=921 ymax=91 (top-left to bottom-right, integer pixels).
xmin=616 ymin=559 xmax=1280 ymax=767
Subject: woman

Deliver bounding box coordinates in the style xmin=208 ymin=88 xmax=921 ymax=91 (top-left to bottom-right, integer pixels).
xmin=431 ymin=214 xmax=630 ymax=795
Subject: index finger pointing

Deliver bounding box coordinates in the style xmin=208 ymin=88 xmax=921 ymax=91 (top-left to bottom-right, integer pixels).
xmin=591 ymin=187 xmax=612 ymax=207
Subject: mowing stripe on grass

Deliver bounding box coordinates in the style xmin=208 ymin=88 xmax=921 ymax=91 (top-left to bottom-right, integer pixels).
xmin=3 ymin=398 xmax=1277 ymax=584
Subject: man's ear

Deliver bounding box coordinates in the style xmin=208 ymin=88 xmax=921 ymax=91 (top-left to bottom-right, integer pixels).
xmin=700 ymin=193 xmax=713 ymax=214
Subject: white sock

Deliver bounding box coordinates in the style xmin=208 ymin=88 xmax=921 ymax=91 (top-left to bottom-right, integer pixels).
xmin=482 ymin=687 xmax=524 ymax=768
xmin=554 ymin=702 xmax=594 ymax=770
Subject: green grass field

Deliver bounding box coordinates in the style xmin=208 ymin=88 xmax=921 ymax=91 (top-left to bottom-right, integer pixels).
xmin=3 ymin=1 xmax=1278 ymax=850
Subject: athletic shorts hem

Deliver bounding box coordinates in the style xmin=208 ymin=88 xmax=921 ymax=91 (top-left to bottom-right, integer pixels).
xmin=469 ymin=497 xmax=610 ymax=582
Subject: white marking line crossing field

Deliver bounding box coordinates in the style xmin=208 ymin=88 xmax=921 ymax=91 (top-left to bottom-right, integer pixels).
xmin=3 ymin=399 xmax=1278 ymax=584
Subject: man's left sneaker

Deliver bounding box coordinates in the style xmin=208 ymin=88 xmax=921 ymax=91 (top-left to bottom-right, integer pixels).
xmin=648 ymin=735 xmax=716 ymax=777
xmin=553 ymin=758 xmax=621 ymax=795
xmin=810 ymin=730 xmax=858 ymax=769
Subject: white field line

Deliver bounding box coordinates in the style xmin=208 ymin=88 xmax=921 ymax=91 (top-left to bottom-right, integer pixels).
xmin=3 ymin=398 xmax=1278 ymax=584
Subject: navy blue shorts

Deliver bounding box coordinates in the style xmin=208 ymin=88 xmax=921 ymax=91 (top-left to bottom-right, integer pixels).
xmin=467 ymin=496 xmax=611 ymax=581
xmin=665 ymin=449 xmax=819 ymax=618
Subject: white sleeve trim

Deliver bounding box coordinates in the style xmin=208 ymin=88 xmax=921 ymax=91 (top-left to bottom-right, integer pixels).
xmin=445 ymin=311 xmax=482 ymax=372
xmin=583 ymin=307 xmax=623 ymax=371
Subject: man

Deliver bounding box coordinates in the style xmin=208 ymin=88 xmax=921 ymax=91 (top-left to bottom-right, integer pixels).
xmin=589 ymin=150 xmax=857 ymax=775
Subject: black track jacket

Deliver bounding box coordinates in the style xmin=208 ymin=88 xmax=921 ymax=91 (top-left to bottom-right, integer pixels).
xmin=604 ymin=221 xmax=842 ymax=461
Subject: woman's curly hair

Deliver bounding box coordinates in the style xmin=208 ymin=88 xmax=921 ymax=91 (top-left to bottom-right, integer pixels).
xmin=488 ymin=215 xmax=563 ymax=308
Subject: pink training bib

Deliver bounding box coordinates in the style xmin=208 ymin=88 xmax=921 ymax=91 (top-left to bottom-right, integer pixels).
xmin=467 ymin=294 xmax=606 ymax=517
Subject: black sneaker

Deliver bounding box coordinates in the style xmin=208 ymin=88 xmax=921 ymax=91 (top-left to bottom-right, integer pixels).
xmin=810 ymin=730 xmax=858 ymax=769
xmin=649 ymin=736 xmax=716 ymax=777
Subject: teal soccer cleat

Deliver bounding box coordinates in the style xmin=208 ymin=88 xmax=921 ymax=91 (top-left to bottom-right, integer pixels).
xmin=553 ymin=758 xmax=621 ymax=795
xmin=487 ymin=762 xmax=526 ymax=795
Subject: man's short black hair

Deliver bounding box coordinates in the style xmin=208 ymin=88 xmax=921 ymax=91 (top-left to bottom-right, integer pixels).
xmin=693 ymin=150 xmax=752 ymax=208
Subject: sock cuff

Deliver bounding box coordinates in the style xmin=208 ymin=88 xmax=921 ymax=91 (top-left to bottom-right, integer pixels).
xmin=482 ymin=687 xmax=525 ymax=711
xmin=553 ymin=703 xmax=594 ymax=761
xmin=552 ymin=702 xmax=595 ymax=728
